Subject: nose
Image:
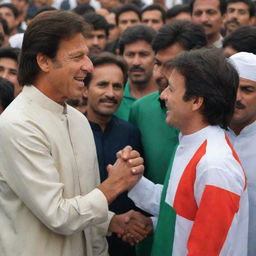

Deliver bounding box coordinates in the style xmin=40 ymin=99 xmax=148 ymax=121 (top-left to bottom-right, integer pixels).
xmin=236 ymin=88 xmax=242 ymax=102
xmin=132 ymin=54 xmax=141 ymax=65
xmin=105 ymin=85 xmax=115 ymax=97
xmin=160 ymin=87 xmax=168 ymax=101
xmin=92 ymin=36 xmax=99 ymax=45
xmin=200 ymin=12 xmax=209 ymax=23
xmin=1 ymin=70 xmax=9 ymax=80
xmin=81 ymin=56 xmax=93 ymax=73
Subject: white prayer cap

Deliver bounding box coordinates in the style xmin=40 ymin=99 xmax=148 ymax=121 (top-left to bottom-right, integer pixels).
xmin=229 ymin=52 xmax=256 ymax=82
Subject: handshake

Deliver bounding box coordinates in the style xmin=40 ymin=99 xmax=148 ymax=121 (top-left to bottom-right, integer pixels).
xmin=109 ymin=210 xmax=153 ymax=246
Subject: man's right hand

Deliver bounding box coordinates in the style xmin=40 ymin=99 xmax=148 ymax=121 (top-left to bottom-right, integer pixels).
xmin=98 ymin=146 xmax=144 ymax=204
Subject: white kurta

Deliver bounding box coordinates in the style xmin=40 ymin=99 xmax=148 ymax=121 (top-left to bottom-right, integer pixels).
xmin=227 ymin=121 xmax=256 ymax=256
xmin=130 ymin=126 xmax=248 ymax=255
xmin=0 ymin=86 xmax=113 ymax=256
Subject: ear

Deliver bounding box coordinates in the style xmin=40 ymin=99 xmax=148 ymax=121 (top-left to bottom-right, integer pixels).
xmin=36 ymin=53 xmax=51 ymax=73
xmin=82 ymin=86 xmax=88 ymax=98
xmin=192 ymin=96 xmax=204 ymax=111
xmin=222 ymin=13 xmax=227 ymax=23
xmin=249 ymin=16 xmax=255 ymax=25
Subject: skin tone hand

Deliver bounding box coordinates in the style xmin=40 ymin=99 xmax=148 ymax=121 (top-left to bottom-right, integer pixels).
xmin=98 ymin=146 xmax=144 ymax=204
xmin=108 ymin=210 xmax=152 ymax=245
xmin=121 ymin=211 xmax=153 ymax=246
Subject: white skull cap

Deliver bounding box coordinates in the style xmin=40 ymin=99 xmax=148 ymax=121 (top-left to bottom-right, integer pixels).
xmin=229 ymin=52 xmax=256 ymax=82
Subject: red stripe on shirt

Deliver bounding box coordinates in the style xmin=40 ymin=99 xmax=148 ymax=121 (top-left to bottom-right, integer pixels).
xmin=173 ymin=140 xmax=207 ymax=221
xmin=225 ymin=134 xmax=247 ymax=190
xmin=187 ymin=185 xmax=240 ymax=255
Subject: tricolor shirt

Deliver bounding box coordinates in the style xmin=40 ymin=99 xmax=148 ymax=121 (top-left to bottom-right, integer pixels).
xmin=129 ymin=125 xmax=248 ymax=255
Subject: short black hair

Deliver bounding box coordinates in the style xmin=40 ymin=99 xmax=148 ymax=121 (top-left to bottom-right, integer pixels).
xmin=85 ymin=52 xmax=128 ymax=86
xmin=152 ymin=20 xmax=207 ymax=53
xmin=0 ymin=3 xmax=19 ymax=18
xmin=190 ymin=0 xmax=227 ymax=15
xmin=0 ymin=16 xmax=9 ymax=35
xmin=119 ymin=24 xmax=156 ymax=55
xmin=84 ymin=12 xmax=109 ymax=37
xmin=72 ymin=3 xmax=95 ymax=16
xmin=223 ymin=25 xmax=256 ymax=54
xmin=164 ymin=48 xmax=239 ymax=129
xmin=0 ymin=47 xmax=20 ymax=63
xmin=0 ymin=77 xmax=14 ymax=111
xmin=114 ymin=4 xmax=141 ymax=25
xmin=166 ymin=4 xmax=190 ymax=20
xmin=141 ymin=4 xmax=166 ymax=23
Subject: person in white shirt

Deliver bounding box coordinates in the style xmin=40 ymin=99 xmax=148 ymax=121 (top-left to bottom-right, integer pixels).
xmin=228 ymin=52 xmax=256 ymax=256
xmin=0 ymin=10 xmax=144 ymax=256
xmin=127 ymin=48 xmax=248 ymax=255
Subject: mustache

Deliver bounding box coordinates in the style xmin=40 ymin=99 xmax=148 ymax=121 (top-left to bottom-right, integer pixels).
xmin=202 ymin=23 xmax=212 ymax=28
xmin=235 ymin=101 xmax=245 ymax=110
xmin=225 ymin=18 xmax=240 ymax=26
xmin=129 ymin=66 xmax=145 ymax=72
xmin=99 ymin=97 xmax=118 ymax=104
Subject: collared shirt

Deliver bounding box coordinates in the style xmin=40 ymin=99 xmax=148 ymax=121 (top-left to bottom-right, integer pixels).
xmin=130 ymin=126 xmax=248 ymax=256
xmin=89 ymin=115 xmax=142 ymax=256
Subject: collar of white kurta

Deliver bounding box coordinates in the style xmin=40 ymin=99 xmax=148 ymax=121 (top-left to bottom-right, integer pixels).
xmin=22 ymin=85 xmax=67 ymax=115
xmin=230 ymin=120 xmax=256 ymax=137
xmin=179 ymin=125 xmax=222 ymax=147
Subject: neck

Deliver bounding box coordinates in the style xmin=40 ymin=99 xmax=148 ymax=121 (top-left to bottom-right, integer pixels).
xmin=87 ymin=109 xmax=112 ymax=132
xmin=230 ymin=122 xmax=248 ymax=136
xmin=129 ymin=78 xmax=157 ymax=99
xmin=207 ymin=33 xmax=221 ymax=46
xmin=180 ymin=115 xmax=209 ymax=135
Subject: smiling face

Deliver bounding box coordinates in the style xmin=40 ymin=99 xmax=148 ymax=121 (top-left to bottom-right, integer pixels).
xmin=230 ymin=77 xmax=256 ymax=134
xmin=86 ymin=63 xmax=124 ymax=120
xmin=38 ymin=33 xmax=93 ymax=104
xmin=160 ymin=68 xmax=194 ymax=130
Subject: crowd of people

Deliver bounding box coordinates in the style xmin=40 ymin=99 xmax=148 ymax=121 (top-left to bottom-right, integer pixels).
xmin=0 ymin=0 xmax=256 ymax=255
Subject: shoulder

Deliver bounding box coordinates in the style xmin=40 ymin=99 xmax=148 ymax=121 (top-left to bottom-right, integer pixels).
xmin=112 ymin=115 xmax=140 ymax=134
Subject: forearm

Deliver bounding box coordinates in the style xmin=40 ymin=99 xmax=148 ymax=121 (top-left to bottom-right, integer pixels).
xmin=128 ymin=176 xmax=163 ymax=216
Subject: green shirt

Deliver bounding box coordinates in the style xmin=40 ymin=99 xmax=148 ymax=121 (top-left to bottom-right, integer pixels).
xmin=129 ymin=91 xmax=179 ymax=255
xmin=129 ymin=91 xmax=179 ymax=183
xmin=115 ymin=82 xmax=136 ymax=121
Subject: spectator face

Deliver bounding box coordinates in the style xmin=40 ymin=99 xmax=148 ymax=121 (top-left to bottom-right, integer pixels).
xmin=192 ymin=0 xmax=223 ymax=41
xmin=154 ymin=43 xmax=185 ymax=93
xmin=86 ymin=29 xmax=107 ymax=56
xmin=123 ymin=40 xmax=155 ymax=85
xmin=118 ymin=11 xmax=140 ymax=33
xmin=142 ymin=10 xmax=164 ymax=31
xmin=231 ymin=77 xmax=256 ymax=129
xmin=87 ymin=63 xmax=124 ymax=117
xmin=225 ymin=2 xmax=253 ymax=34
xmin=0 ymin=57 xmax=21 ymax=96
xmin=0 ymin=7 xmax=17 ymax=33
xmin=11 ymin=0 xmax=28 ymax=14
